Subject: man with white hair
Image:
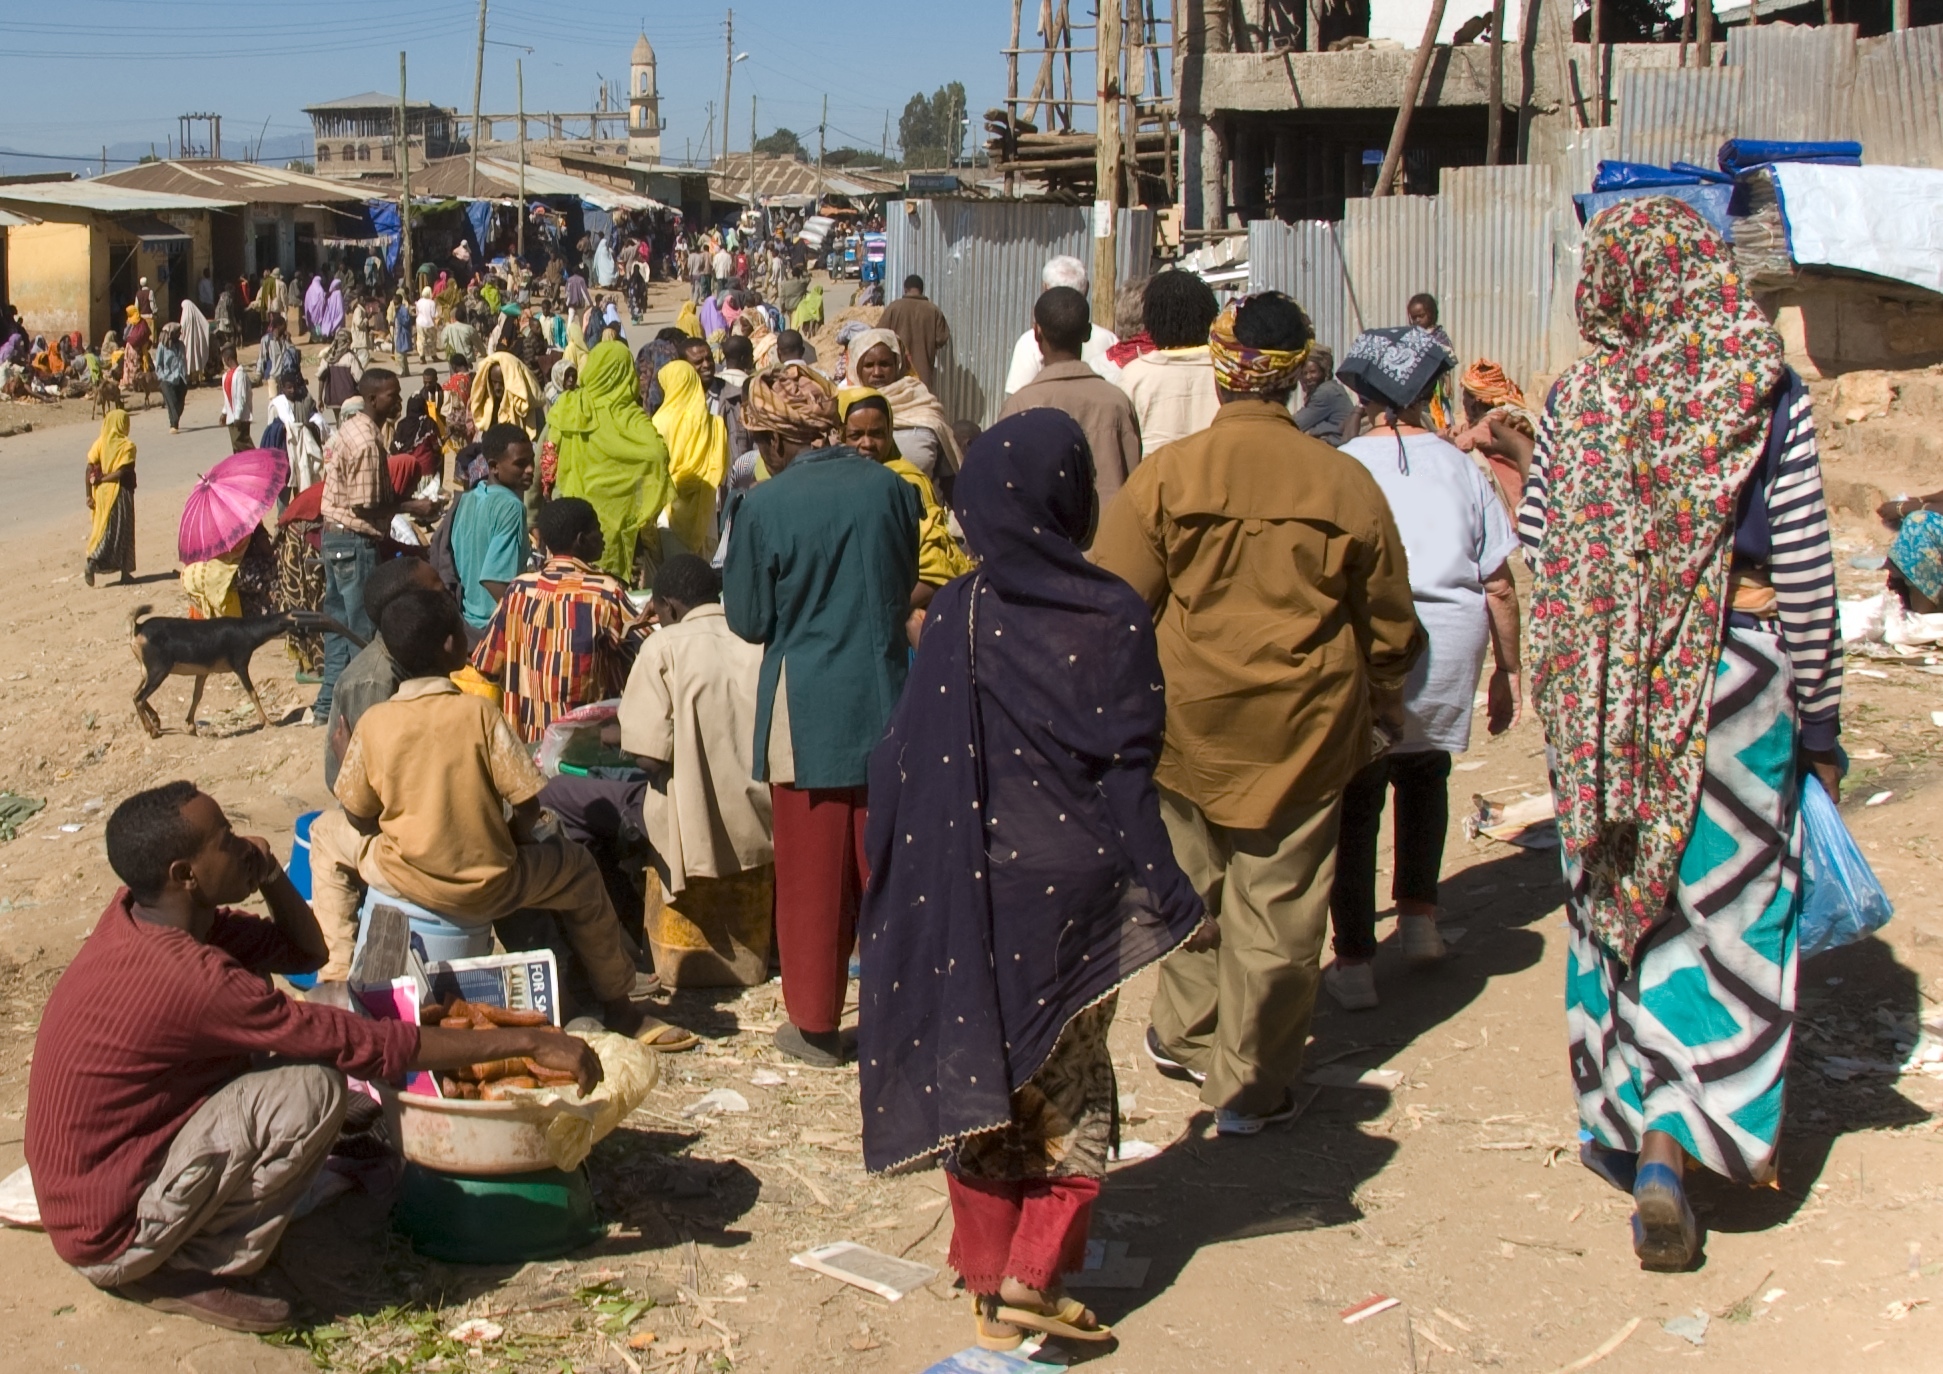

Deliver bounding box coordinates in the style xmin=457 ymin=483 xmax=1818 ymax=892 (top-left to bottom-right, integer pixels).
xmin=1002 ymin=255 xmax=1122 ymax=394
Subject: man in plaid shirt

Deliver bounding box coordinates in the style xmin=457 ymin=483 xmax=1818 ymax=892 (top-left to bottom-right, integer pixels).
xmin=471 ymin=497 xmax=647 ymax=743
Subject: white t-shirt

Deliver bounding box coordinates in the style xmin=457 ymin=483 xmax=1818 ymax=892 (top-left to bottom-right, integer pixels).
xmin=1003 ymin=326 xmax=1122 ymax=395
xmin=1340 ymin=432 xmax=1519 ymax=756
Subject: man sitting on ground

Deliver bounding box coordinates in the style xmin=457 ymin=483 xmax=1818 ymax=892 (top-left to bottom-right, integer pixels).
xmin=471 ymin=496 xmax=646 ymax=745
xmin=542 ymin=555 xmax=772 ymax=982
xmin=315 ymin=589 xmax=652 ymax=1037
xmin=450 ymin=423 xmax=536 ymax=636
xmin=25 ymin=782 xmax=598 ymax=1334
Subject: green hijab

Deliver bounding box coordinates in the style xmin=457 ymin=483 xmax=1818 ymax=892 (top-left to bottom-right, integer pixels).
xmin=547 ymin=340 xmax=671 ymax=580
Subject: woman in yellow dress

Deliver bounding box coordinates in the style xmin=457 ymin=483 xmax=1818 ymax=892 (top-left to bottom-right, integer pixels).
xmin=654 ymin=358 xmax=730 ymax=562
xmin=83 ymin=408 xmax=137 ymax=586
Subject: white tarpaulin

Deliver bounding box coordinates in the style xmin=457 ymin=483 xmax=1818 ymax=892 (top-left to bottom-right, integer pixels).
xmin=1773 ymin=163 xmax=1943 ymax=296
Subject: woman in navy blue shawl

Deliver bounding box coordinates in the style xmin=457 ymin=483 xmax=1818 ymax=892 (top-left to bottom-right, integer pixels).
xmin=858 ymin=409 xmax=1205 ymax=1346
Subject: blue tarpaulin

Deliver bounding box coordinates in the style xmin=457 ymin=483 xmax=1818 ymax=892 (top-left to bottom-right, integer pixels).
xmin=465 ymin=199 xmax=495 ymax=256
xmin=1592 ymin=160 xmax=1703 ymax=192
xmin=1718 ymin=140 xmax=1863 ymax=177
xmin=1574 ymin=184 xmax=1736 ymax=234
xmin=365 ymin=200 xmax=402 ymax=271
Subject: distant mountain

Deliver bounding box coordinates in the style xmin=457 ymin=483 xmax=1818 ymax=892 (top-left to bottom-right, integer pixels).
xmin=0 ymin=132 xmax=316 ymax=179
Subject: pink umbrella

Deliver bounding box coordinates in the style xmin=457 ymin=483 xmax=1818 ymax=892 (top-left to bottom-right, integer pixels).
xmin=178 ymin=447 xmax=290 ymax=565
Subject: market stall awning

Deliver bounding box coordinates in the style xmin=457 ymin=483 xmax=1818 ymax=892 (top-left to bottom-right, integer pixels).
xmin=121 ymin=215 xmax=194 ymax=245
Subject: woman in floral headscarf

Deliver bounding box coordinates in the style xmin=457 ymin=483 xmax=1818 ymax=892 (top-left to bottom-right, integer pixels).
xmin=1519 ymin=198 xmax=1843 ymax=1272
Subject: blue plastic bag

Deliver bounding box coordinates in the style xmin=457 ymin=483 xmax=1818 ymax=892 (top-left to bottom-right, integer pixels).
xmin=1797 ymin=775 xmax=1893 ymax=959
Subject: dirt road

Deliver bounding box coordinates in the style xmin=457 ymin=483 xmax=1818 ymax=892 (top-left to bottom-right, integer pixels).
xmin=0 ymin=348 xmax=1938 ymax=1373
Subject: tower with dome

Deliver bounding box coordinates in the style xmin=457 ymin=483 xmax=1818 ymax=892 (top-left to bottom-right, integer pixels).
xmin=629 ymin=33 xmax=662 ymax=164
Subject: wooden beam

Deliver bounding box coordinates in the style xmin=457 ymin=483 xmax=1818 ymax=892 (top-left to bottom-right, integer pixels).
xmin=1373 ymin=0 xmax=1447 ymax=197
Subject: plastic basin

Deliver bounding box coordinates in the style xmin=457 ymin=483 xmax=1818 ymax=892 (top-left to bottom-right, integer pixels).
xmin=378 ymin=1084 xmax=564 ymax=1176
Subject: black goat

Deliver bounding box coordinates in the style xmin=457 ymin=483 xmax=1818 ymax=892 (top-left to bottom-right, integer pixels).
xmin=128 ymin=605 xmax=365 ymax=738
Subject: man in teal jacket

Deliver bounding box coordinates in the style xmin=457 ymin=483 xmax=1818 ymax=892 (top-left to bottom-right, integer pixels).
xmin=724 ymin=364 xmax=920 ymax=1066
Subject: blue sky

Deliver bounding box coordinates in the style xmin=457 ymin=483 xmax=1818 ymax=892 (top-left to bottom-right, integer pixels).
xmin=0 ymin=0 xmax=1028 ymax=170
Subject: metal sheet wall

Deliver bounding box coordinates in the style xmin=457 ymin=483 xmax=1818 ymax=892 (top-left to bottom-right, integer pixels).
xmin=883 ymin=198 xmax=1091 ymax=428
xmin=1856 ymin=28 xmax=1943 ymax=169
xmin=1341 ymin=194 xmax=1443 ymax=336
xmin=1613 ymin=69 xmax=1746 ymax=169
xmin=1728 ymin=23 xmax=1860 ymax=143
xmin=1439 ymin=165 xmax=1557 ymax=390
xmin=1245 ymin=219 xmax=1352 ymax=364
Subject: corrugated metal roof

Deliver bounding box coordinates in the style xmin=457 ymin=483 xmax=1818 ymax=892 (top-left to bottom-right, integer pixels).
xmin=883 ymin=198 xmax=1093 ymax=427
xmin=95 ymin=159 xmax=369 ymax=205
xmin=708 ymin=155 xmax=903 ymax=203
xmin=1613 ymin=68 xmax=1745 ymax=169
xmin=1856 ymin=27 xmax=1943 ymax=169
xmin=0 ymin=180 xmax=242 ymax=213
xmin=1341 ymin=194 xmax=1442 ymax=335
xmin=401 ymin=156 xmax=666 ymax=210
xmin=0 ymin=207 xmax=40 ymax=227
xmin=472 ymin=159 xmax=664 ymax=211
xmin=1247 ymin=219 xmax=1351 ymax=365
xmin=1440 ymin=164 xmax=1556 ymax=392
xmin=1728 ymin=22 xmax=1860 ymax=143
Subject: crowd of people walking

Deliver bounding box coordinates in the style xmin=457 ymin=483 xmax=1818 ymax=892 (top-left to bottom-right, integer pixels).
xmin=15 ymin=194 xmax=1848 ymax=1345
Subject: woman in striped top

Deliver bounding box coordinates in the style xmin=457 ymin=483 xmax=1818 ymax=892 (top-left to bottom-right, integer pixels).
xmin=1516 ymin=198 xmax=1842 ymax=1273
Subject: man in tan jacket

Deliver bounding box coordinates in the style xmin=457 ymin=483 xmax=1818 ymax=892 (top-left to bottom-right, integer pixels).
xmin=1092 ymin=291 xmax=1422 ymax=1136
xmin=998 ymin=286 xmax=1143 ymax=517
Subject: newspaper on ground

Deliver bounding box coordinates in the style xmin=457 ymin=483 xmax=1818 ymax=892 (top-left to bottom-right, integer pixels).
xmin=789 ymin=1241 xmax=938 ymax=1301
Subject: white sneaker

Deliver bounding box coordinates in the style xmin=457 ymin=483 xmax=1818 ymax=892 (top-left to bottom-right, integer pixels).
xmin=1214 ymin=1091 xmax=1301 ymax=1136
xmin=1399 ymin=913 xmax=1447 ymax=964
xmin=1323 ymin=961 xmax=1379 ymax=1011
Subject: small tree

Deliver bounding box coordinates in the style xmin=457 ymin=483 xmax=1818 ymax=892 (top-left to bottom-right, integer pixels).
xmin=897 ymin=83 xmax=967 ymax=168
xmin=753 ymin=127 xmax=806 ymax=159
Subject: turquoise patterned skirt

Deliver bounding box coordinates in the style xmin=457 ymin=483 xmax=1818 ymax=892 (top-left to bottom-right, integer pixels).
xmin=1563 ymin=623 xmax=1802 ymax=1184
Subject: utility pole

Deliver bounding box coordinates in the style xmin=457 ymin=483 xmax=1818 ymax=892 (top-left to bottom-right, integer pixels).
xmin=702 ymin=103 xmax=714 ymax=166
xmin=1698 ymin=0 xmax=1714 ymax=68
xmin=818 ymin=94 xmax=828 ymax=168
xmin=882 ymin=111 xmax=889 ymax=162
xmin=749 ymin=93 xmax=758 ymax=220
xmin=1589 ymin=0 xmax=1605 ymax=126
xmin=1486 ymin=0 xmax=1505 ymax=163
xmin=517 ymin=59 xmax=527 ymax=264
xmin=721 ymin=9 xmax=735 ymax=168
xmin=399 ymin=52 xmax=414 ymax=293
xmin=1374 ymin=0 xmax=1447 ymax=196
xmin=469 ymin=0 xmax=488 ymax=195
xmin=1092 ymin=0 xmax=1123 ymax=327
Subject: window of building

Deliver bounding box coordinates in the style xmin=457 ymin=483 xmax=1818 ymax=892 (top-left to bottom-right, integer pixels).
xmin=357 ymin=144 xmax=370 ymax=162
xmin=318 ymin=145 xmax=332 ymax=161
xmin=342 ymin=144 xmax=356 ymax=161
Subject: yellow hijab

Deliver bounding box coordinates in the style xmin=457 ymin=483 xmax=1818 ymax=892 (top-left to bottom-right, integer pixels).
xmin=88 ymin=409 xmax=136 ymax=479
xmin=654 ymin=359 xmax=729 ymax=559
xmin=674 ymin=300 xmax=701 ymax=339
xmin=837 ymin=388 xmax=970 ymax=587
xmin=469 ymin=352 xmax=545 ymax=440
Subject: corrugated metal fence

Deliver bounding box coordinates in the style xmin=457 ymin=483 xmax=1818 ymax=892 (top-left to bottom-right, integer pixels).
xmin=1249 ymin=22 xmax=1942 ymax=393
xmin=1246 ymin=219 xmax=1351 ymax=363
xmin=1249 ymin=165 xmax=1557 ymax=388
xmin=883 ymin=199 xmax=1154 ymax=426
xmin=1856 ymin=27 xmax=1943 ymax=169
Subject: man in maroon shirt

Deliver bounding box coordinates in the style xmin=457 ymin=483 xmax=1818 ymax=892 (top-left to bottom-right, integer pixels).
xmin=25 ymin=782 xmax=600 ymax=1333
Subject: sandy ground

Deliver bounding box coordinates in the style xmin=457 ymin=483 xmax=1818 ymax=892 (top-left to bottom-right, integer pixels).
xmin=0 ymin=330 xmax=1941 ymax=1372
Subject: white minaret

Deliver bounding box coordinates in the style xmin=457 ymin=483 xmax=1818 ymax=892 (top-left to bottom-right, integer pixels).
xmin=629 ymin=33 xmax=662 ymax=163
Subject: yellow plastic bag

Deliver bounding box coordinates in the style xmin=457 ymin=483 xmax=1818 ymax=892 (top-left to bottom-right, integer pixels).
xmin=509 ymin=1031 xmax=660 ymax=1171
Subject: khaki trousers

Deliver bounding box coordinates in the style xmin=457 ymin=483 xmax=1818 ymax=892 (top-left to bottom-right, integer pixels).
xmin=77 ymin=1065 xmax=346 ymax=1288
xmin=308 ymin=807 xmax=636 ymax=1000
xmin=1151 ymin=787 xmax=1343 ymax=1117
